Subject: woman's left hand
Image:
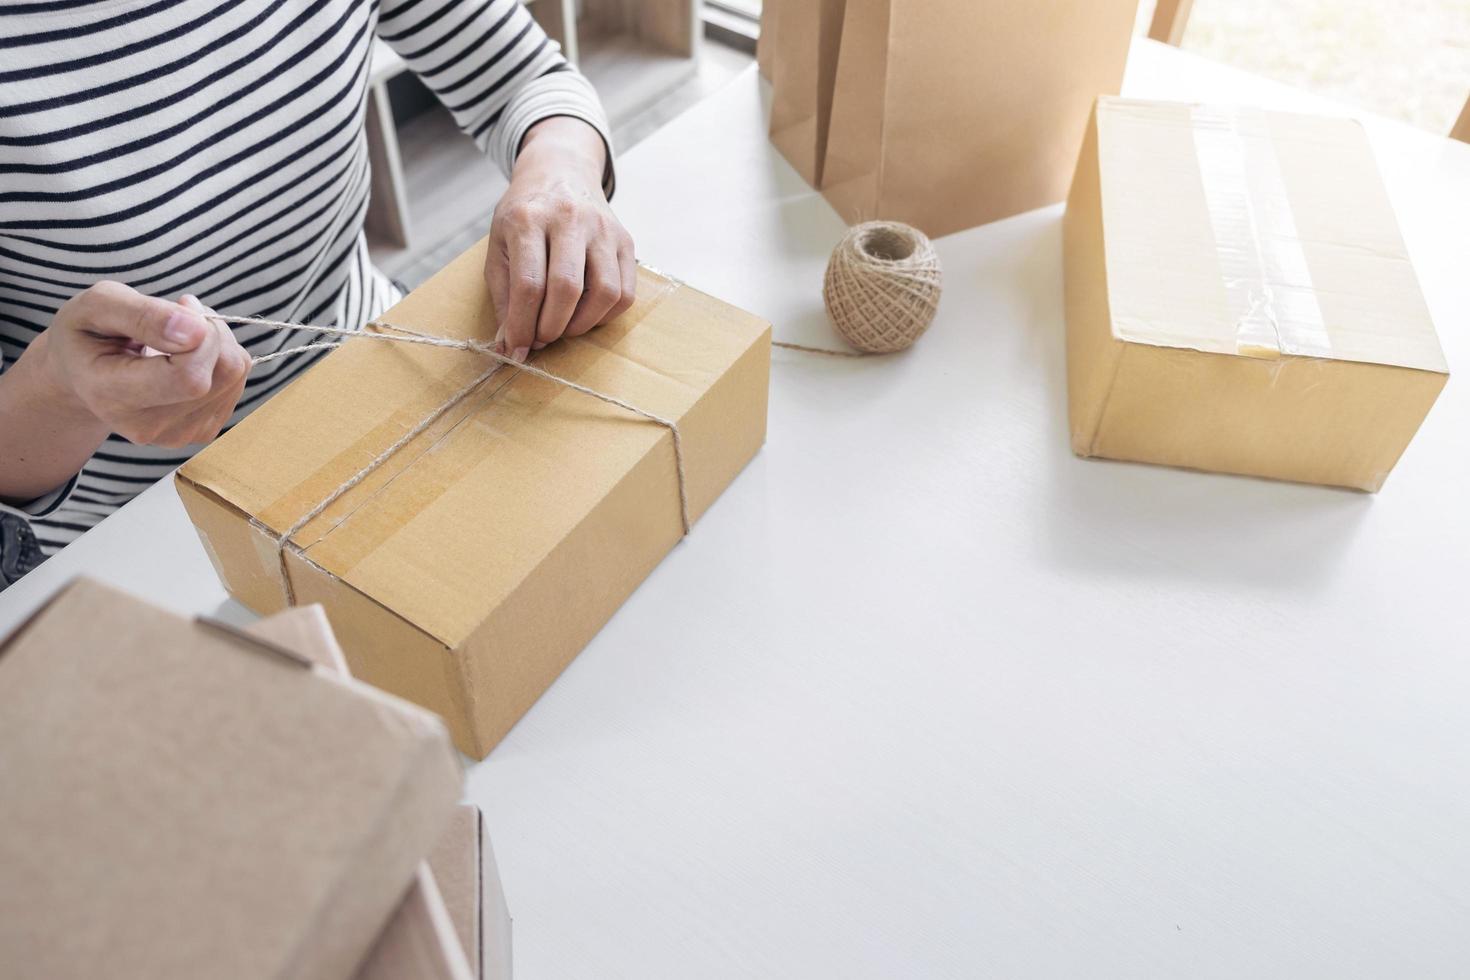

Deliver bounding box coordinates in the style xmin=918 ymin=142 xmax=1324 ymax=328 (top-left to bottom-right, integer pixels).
xmin=484 ymin=117 xmax=635 ymax=362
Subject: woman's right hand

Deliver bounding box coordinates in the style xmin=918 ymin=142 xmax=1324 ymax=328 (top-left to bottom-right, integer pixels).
xmin=37 ymin=281 xmax=251 ymax=449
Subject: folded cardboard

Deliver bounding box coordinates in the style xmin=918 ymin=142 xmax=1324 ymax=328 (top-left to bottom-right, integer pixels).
xmin=248 ymin=607 xmax=471 ymax=980
xmin=820 ymin=0 xmax=1138 ymax=236
xmin=429 ymin=805 xmax=514 ymax=980
xmin=766 ymin=0 xmax=846 ymax=186
xmin=0 ymin=578 xmax=461 ymax=980
xmin=176 ymin=244 xmax=770 ymax=757
xmin=756 ymin=0 xmax=777 ymax=80
xmin=249 ymin=607 xmax=512 ymax=980
xmin=353 ymin=868 xmax=473 ymax=980
xmin=1064 ymin=98 xmax=1448 ymax=490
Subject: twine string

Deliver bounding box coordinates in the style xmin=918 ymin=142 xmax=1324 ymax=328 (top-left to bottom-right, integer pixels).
xmin=771 ymin=339 xmax=866 ymax=358
xmin=222 ymin=314 xmax=690 ymax=605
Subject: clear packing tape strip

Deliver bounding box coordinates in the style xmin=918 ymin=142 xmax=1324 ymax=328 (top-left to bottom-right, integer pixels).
xmin=1190 ymin=105 xmax=1331 ymax=360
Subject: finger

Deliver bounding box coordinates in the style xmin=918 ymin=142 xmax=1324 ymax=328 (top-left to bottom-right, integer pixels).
xmin=72 ymin=280 xmax=209 ymax=355
xmin=185 ymin=295 xmax=251 ymax=387
xmin=501 ymin=230 xmax=547 ymax=361
xmin=207 ymin=330 xmax=251 ymax=436
xmin=483 ymin=237 xmax=511 ymax=345
xmin=163 ymin=310 xmax=223 ymax=400
xmin=192 ymin=307 xmax=250 ymax=438
xmin=612 ymin=235 xmax=637 ymax=322
xmin=95 ymin=311 xmax=222 ymax=409
xmin=536 ymin=226 xmax=587 ymax=348
xmin=153 ymin=347 xmax=245 ymax=446
xmin=563 ymin=242 xmax=621 ymax=339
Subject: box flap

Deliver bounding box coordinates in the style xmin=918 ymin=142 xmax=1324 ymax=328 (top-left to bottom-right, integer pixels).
xmin=429 ymin=803 xmax=513 ymax=980
xmin=180 ymin=243 xmax=770 ymax=647
xmin=0 ymin=578 xmax=461 ymax=980
xmin=1096 ymin=97 xmax=1447 ymax=374
xmin=249 ymin=607 xmax=474 ymax=980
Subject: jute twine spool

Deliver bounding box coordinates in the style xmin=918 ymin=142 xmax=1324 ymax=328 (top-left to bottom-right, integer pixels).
xmin=822 ymin=221 xmax=942 ymax=354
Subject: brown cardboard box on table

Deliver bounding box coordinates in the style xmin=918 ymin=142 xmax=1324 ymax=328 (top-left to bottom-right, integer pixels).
xmin=0 ymin=579 xmax=461 ymax=980
xmin=176 ymin=241 xmax=771 ymax=758
xmin=1063 ymin=97 xmax=1448 ymax=490
xmin=250 ymin=607 xmax=513 ymax=980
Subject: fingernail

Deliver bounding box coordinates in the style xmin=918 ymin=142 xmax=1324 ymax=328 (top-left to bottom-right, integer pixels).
xmin=164 ymin=309 xmax=199 ymax=345
xmin=532 ymin=341 xmax=547 ymax=350
xmin=181 ymin=294 xmax=202 ymax=311
xmin=512 ymin=346 xmax=529 ymax=363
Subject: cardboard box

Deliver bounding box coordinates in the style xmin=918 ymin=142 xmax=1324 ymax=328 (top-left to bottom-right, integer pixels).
xmin=250 ymin=608 xmax=512 ymax=980
xmin=248 ymin=607 xmax=472 ymax=980
xmin=355 ymin=868 xmax=472 ymax=980
xmin=176 ymin=243 xmax=770 ymax=758
xmin=1063 ymin=98 xmax=1448 ymax=490
xmin=0 ymin=579 xmax=461 ymax=980
xmin=429 ymin=805 xmax=514 ymax=980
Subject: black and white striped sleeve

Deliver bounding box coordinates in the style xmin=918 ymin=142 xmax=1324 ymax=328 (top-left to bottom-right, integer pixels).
xmin=377 ymin=0 xmax=615 ymax=196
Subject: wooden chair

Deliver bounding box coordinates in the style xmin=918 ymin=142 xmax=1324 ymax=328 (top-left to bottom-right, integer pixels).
xmin=1146 ymin=0 xmax=1193 ymax=47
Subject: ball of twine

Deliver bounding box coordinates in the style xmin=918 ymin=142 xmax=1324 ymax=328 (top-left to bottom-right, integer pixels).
xmin=822 ymin=221 xmax=943 ymax=354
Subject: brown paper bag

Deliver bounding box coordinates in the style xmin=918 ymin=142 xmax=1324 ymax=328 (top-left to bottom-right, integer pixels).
xmin=822 ymin=0 xmax=1138 ymax=237
xmin=767 ymin=0 xmax=847 ymax=187
xmin=757 ymin=0 xmax=780 ymax=80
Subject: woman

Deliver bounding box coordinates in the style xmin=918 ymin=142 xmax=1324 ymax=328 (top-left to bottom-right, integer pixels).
xmin=0 ymin=0 xmax=633 ymax=589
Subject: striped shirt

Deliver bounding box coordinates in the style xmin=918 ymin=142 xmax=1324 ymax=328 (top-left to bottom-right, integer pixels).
xmin=0 ymin=0 xmax=613 ymax=586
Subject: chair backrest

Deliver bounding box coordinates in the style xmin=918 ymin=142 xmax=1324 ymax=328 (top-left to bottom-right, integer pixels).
xmin=1146 ymin=0 xmax=1194 ymax=47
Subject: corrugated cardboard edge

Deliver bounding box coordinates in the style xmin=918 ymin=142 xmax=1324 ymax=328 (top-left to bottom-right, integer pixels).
xmin=1063 ymin=99 xmax=1126 ymax=458
xmin=427 ymin=804 xmax=514 ymax=980
xmin=477 ymin=806 xmax=514 ymax=980
xmin=248 ymin=606 xmax=474 ymax=980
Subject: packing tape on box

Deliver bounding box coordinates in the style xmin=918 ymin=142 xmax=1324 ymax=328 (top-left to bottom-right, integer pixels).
xmin=218 ymin=288 xmax=693 ymax=606
xmin=217 ymin=267 xmax=854 ymax=606
xmin=1190 ymin=105 xmax=1331 ymax=360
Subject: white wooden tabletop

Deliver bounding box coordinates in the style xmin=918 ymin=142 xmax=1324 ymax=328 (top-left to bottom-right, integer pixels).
xmin=4 ymin=39 xmax=1469 ymax=979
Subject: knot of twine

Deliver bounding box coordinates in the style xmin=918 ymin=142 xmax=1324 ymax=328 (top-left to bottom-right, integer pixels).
xmin=223 ymin=315 xmax=689 ymax=606
xmin=822 ymin=221 xmax=942 ymax=354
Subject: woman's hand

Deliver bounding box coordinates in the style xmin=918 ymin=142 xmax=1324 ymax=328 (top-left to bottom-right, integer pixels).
xmin=0 ymin=282 xmax=250 ymax=503
xmin=484 ymin=116 xmax=635 ymax=362
xmin=41 ymin=283 xmax=250 ymax=448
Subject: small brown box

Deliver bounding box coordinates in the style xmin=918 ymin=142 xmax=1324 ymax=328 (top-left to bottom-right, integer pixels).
xmin=0 ymin=579 xmax=461 ymax=980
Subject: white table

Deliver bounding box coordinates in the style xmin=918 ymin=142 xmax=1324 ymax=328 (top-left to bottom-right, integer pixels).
xmin=6 ymin=39 xmax=1470 ymax=979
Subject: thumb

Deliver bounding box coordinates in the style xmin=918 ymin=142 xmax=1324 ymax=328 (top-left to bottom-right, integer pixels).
xmin=484 ymin=245 xmax=510 ymax=349
xmin=73 ymin=280 xmax=209 ymax=355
